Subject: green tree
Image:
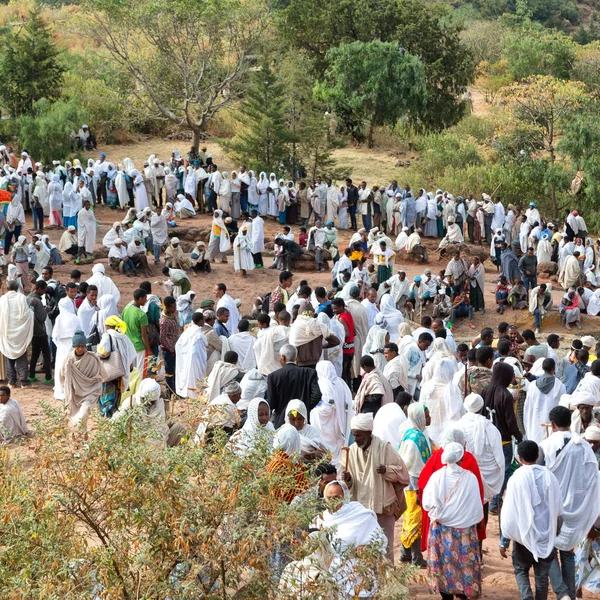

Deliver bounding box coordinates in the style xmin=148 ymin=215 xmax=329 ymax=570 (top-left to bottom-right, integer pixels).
xmin=276 ymin=0 xmax=475 ymax=131
xmin=502 ymin=75 xmax=588 ymax=216
xmin=315 ymin=40 xmax=426 ymax=148
xmin=81 ymin=0 xmax=268 ymax=149
xmin=224 ymin=60 xmax=294 ymax=175
xmin=0 ymin=9 xmax=64 ymax=118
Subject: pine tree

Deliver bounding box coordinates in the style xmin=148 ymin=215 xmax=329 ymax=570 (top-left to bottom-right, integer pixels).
xmin=225 ymin=60 xmax=294 ymax=175
xmin=0 ymin=10 xmax=65 ymax=118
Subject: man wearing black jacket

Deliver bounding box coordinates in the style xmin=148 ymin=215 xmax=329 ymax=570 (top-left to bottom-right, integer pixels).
xmin=267 ymin=344 xmax=321 ymax=428
xmin=346 ymin=178 xmax=359 ymax=231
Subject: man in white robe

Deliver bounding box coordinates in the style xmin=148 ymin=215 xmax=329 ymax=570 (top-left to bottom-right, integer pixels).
xmin=540 ymin=406 xmax=600 ymax=599
xmin=205 ymin=353 xmax=241 ymax=401
xmin=85 ymin=263 xmax=121 ymax=304
xmin=215 ymin=283 xmax=239 ymax=334
xmin=326 ymin=179 xmax=339 ymax=224
xmin=228 ymin=319 xmax=256 ymax=372
xmin=523 ymin=358 xmax=566 ymax=444
xmin=491 ymin=197 xmax=505 ymax=232
xmin=526 ymin=202 xmax=541 ymax=227
xmin=361 ymin=287 xmax=380 ymax=330
xmin=254 ymin=321 xmax=290 ymax=375
xmin=438 ymin=217 xmax=464 ymax=250
xmin=175 ymin=313 xmax=207 ymax=399
xmin=77 ymin=199 xmax=97 ymax=258
xmin=250 ymin=210 xmax=265 ymax=267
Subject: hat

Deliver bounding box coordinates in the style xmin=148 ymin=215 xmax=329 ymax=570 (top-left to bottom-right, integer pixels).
xmin=547 ymin=222 xmax=554 ymax=228
xmin=68 ymin=225 xmax=76 ymax=232
xmin=171 ymin=237 xmax=180 ymax=244
xmin=350 ymin=413 xmax=374 ymax=431
xmin=235 ymin=298 xmax=242 ymax=307
xmin=326 ymin=221 xmax=333 ymax=226
xmin=464 ymin=393 xmax=484 ymax=413
xmin=528 ymin=202 xmax=536 ymax=207
xmin=581 ymin=336 xmax=596 ymax=348
xmin=413 ymin=275 xmax=422 ymax=282
xmin=424 ymin=268 xmax=431 ymax=275
xmin=200 ymin=299 xmax=214 ymax=309
xmin=573 ymin=210 xmax=579 ymax=216
xmin=584 ymin=425 xmax=600 ymax=442
xmin=442 ymin=442 xmax=464 ymax=465
xmin=224 ymin=381 xmax=242 ymax=394
xmin=99 ymin=153 xmax=106 ymax=158
xmin=203 ymin=309 xmax=216 ymax=319
xmin=225 ymin=217 xmax=232 ymax=224
xmin=72 ymin=330 xmax=87 ymax=347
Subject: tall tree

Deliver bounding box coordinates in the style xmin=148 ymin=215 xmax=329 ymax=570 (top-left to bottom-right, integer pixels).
xmin=503 ymin=75 xmax=587 ymax=216
xmin=0 ymin=10 xmax=64 ymax=118
xmin=82 ymin=0 xmax=268 ymax=149
xmin=224 ymin=60 xmax=294 ymax=175
xmin=315 ymin=40 xmax=426 ymax=148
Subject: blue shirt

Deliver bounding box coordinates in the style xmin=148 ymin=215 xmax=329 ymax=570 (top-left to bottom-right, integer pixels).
xmin=214 ymin=321 xmax=230 ymax=338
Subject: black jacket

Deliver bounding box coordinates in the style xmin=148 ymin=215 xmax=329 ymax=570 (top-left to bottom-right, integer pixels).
xmin=267 ymin=362 xmax=322 ymax=428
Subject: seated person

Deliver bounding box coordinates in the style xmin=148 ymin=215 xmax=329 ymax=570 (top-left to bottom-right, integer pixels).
xmin=0 ymin=385 xmax=32 ymax=442
xmin=495 ymin=275 xmax=511 ymax=314
xmin=432 ymin=286 xmax=452 ymax=319
xmin=451 ymin=291 xmax=474 ymax=329
xmin=507 ymin=279 xmax=528 ymax=310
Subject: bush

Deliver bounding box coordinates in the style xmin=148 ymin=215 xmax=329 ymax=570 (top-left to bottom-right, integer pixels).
xmin=448 ymin=115 xmax=496 ymax=143
xmin=415 ymin=132 xmax=483 ymax=179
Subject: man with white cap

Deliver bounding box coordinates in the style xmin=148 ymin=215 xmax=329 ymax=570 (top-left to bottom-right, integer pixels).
xmin=539 ymin=406 xmax=600 ymax=600
xmin=86 ymin=263 xmax=121 ymax=304
xmin=583 ymin=424 xmax=600 ymax=467
xmin=457 ymin=393 xmax=505 ymax=506
xmin=164 ymin=237 xmax=190 ymax=270
xmin=18 ymin=151 xmax=32 ymax=172
xmin=342 ymin=412 xmax=409 ymax=563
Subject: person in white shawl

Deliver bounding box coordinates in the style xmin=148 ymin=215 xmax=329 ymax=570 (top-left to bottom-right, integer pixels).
xmin=233 ymin=226 xmax=254 ymax=276
xmin=0 ymin=386 xmax=31 ymax=441
xmin=86 ymin=263 xmax=121 ymax=304
xmin=150 ymin=207 xmax=168 ymax=264
xmin=311 ymin=361 xmax=354 ymax=465
xmin=175 ymin=314 xmax=208 ymax=398
xmin=254 ymin=321 xmax=290 ymax=375
xmin=457 ymin=393 xmax=505 ymax=502
xmin=0 ymin=284 xmax=34 ymax=385
xmin=284 ymin=399 xmax=327 ymax=458
xmin=256 ymin=172 xmax=269 ymax=215
xmin=208 ymin=210 xmax=231 ymax=261
xmin=540 ymin=407 xmax=600 ymax=572
xmin=102 ymin=222 xmax=123 ymax=249
xmin=438 ymin=216 xmax=464 ymax=250
xmin=114 ymin=164 xmax=129 ymax=209
xmin=537 ymin=233 xmax=552 ymax=263
xmin=326 ymin=180 xmax=339 ymax=224
xmin=373 ymin=402 xmax=406 ymax=449
xmin=33 ymin=240 xmax=51 ymax=273
xmin=382 ymin=344 xmax=409 ymax=394
xmin=61 ymin=181 xmax=81 ymax=228
xmin=131 ymin=169 xmax=149 ymax=211
xmin=395 ymin=226 xmax=409 ymax=252
xmin=317 ymin=312 xmax=344 ymax=377
xmin=228 ymin=397 xmax=274 ymax=457
xmin=52 ymin=297 xmax=82 ymax=400
xmin=419 ymin=358 xmax=464 ymax=448
xmin=364 ymin=326 xmax=389 ymax=372
xmin=317 ymin=480 xmax=387 ymax=598
xmin=218 ymin=171 xmax=232 ymax=212
xmin=420 ymin=337 xmax=457 ymax=384
xmin=587 ymin=288 xmax=600 ymax=316
xmin=206 ymin=355 xmax=240 ymax=402
xmin=238 ymin=368 xmax=267 ymax=412
xmin=559 ymin=254 xmax=582 ymax=290
xmin=267 ymin=173 xmax=279 ymax=217
xmin=379 ymin=294 xmax=403 ymax=342
xmin=228 ymin=320 xmax=256 ymax=372
xmin=361 ymin=288 xmax=380 ymax=330
xmin=500 ymin=439 xmax=563 ymax=580
xmin=77 ymin=199 xmax=96 ymax=256
xmin=422 ymin=443 xmax=484 ymax=598
xmin=523 ymin=358 xmax=566 ymax=444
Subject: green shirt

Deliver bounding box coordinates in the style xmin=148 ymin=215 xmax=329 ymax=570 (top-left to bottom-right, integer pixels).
xmin=122 ymin=304 xmax=148 ymax=352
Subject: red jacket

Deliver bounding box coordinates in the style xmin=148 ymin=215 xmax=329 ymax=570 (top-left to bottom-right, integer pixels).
xmin=417 ymin=448 xmax=486 ymax=551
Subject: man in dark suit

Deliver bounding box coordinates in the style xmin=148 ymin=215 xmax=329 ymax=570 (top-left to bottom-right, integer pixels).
xmin=267 ymin=344 xmax=322 ymax=428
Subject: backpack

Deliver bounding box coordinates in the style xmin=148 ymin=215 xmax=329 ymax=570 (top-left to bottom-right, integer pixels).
xmin=48 ymin=282 xmax=67 ymax=323
xmin=261 ymin=292 xmax=272 ymax=314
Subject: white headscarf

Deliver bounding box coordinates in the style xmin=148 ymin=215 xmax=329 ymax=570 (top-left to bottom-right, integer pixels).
xmin=372 ymin=403 xmax=407 ymax=448
xmin=273 ymin=423 xmax=302 ymax=460
xmin=379 ymin=294 xmax=403 ymax=342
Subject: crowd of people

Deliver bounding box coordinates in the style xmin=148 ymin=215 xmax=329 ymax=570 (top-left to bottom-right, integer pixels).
xmin=1 ymin=144 xmax=600 ymax=598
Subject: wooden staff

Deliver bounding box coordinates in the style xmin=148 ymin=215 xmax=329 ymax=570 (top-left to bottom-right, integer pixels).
xmin=342 ymin=445 xmax=350 ymax=474
xmin=541 ymin=423 xmax=552 ymax=439
xmin=491 ymin=182 xmax=502 ymax=198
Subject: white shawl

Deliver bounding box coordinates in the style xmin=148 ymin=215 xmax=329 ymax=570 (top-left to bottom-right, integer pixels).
xmin=0 ymin=291 xmax=33 ymax=359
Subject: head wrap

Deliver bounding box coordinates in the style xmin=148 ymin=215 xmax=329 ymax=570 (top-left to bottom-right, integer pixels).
xmin=584 ymin=425 xmax=600 ymax=442
xmin=203 ymin=309 xmax=216 ymax=320
xmin=105 ymin=315 xmax=127 ymax=333
xmin=581 ymin=336 xmax=596 ymax=348
xmin=200 ymin=299 xmax=214 ymax=309
xmin=72 ymin=330 xmax=87 ymax=347
xmin=171 ymin=237 xmax=180 ymax=245
xmin=464 ymin=393 xmax=484 ymax=413
xmin=350 ymin=413 xmax=374 ymax=432
xmin=224 ymin=381 xmax=242 ymax=395
xmin=442 ymin=442 xmax=464 ymax=465
xmin=273 ymin=423 xmax=301 ymax=458
xmin=442 ymin=425 xmax=465 ymax=447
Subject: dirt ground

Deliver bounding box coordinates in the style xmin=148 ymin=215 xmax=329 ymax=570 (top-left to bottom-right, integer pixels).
xmin=8 ymin=139 xmax=600 ymax=599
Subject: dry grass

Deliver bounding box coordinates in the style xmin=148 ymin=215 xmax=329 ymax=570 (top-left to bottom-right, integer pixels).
xmin=331 ymin=146 xmax=400 ymax=184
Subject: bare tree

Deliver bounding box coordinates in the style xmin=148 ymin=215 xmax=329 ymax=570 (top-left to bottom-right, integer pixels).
xmin=81 ymin=0 xmax=267 ymax=149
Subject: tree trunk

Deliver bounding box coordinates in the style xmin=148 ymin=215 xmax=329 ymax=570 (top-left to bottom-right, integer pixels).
xmin=367 ymin=117 xmax=375 ymax=149
xmin=191 ymin=128 xmax=201 ymax=151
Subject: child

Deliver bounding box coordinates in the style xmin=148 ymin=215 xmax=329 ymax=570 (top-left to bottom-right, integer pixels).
xmin=298 ymin=227 xmax=308 ymax=248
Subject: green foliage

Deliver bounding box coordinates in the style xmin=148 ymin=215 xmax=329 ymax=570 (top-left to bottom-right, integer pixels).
xmin=276 ymin=0 xmax=475 ymax=133
xmin=224 ymin=60 xmax=295 ymax=175
xmin=414 ymin=132 xmax=483 ymax=178
xmin=0 ymin=9 xmax=64 ymax=117
xmin=501 ymin=26 xmax=576 ymax=80
xmin=315 ymin=40 xmax=426 ymax=147
xmin=16 ymin=98 xmax=85 ymax=164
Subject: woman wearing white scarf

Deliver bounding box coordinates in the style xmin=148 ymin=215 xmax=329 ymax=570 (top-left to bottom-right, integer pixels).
xmin=288 ymin=305 xmax=332 ymax=348
xmin=131 ymin=169 xmax=149 ymax=211
xmin=420 ymin=359 xmax=465 ymax=448
xmin=584 ymin=237 xmax=595 ymax=272
xmin=365 ymin=327 xmax=389 ymax=371
xmin=218 ymin=171 xmax=231 ymax=212
xmin=457 ymin=393 xmax=505 ymax=502
xmin=115 ymin=164 xmax=129 ymax=209
xmin=97 ymin=294 xmax=119 ymax=334
xmin=233 ymin=226 xmax=254 ymax=275
xmin=207 ymin=209 xmax=231 ymax=261
xmin=256 ymin=171 xmax=269 ymax=215
xmin=424 ymin=192 xmax=438 ymax=237
xmin=228 ymin=397 xmax=274 ymax=456
xmin=267 ymin=173 xmax=279 ymax=217
xmin=317 ymin=481 xmax=386 ymax=598
xmin=123 ymin=157 xmax=136 ymax=174
xmin=317 ymin=312 xmax=344 ymax=377
xmin=247 ymin=170 xmax=259 ymax=210
xmin=48 ymin=173 xmax=63 ymax=226
xmin=33 ymin=240 xmax=51 ymax=274
xmin=86 ymin=263 xmax=121 ymax=303
xmin=422 ymin=442 xmax=483 ymax=599
xmin=379 ymin=294 xmax=403 ymax=342
xmin=284 ymin=399 xmax=326 ymax=457
xmin=536 ymin=233 xmax=552 ymax=263
xmin=373 ymin=402 xmax=406 ymax=449
xmin=176 ymin=291 xmax=196 ymax=327
xmin=6 ymin=193 xmax=25 ymax=233
xmin=312 ymin=361 xmax=353 ymax=465
xmin=420 ymin=338 xmax=457 ymax=384
xmin=184 ymin=166 xmax=196 ymax=200
xmin=0 ymin=286 xmax=33 ymax=383
xmin=102 ymin=222 xmax=123 ymax=248
xmin=238 ymin=369 xmax=267 ymax=412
